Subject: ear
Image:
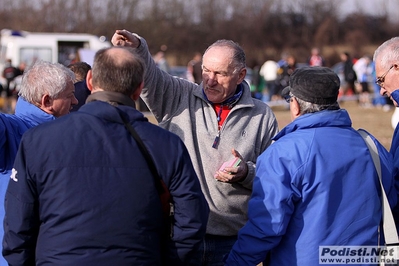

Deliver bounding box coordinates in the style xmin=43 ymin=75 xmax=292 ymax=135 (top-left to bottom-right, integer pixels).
xmin=131 ymin=81 xmax=144 ymax=101
xmin=237 ymin=68 xmax=247 ymax=84
xmin=39 ymin=94 xmax=53 ymax=114
xmin=290 ymin=98 xmax=301 ymax=120
xmin=86 ymin=70 xmax=93 ymax=92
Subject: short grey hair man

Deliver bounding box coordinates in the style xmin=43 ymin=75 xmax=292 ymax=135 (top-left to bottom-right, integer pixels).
xmin=19 ymin=60 xmax=77 ymax=117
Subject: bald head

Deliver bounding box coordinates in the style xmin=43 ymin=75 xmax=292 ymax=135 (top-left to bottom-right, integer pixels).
xmin=90 ymin=46 xmax=145 ymax=96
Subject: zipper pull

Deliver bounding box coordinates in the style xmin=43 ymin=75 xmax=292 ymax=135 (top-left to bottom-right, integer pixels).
xmin=212 ymin=128 xmax=221 ymax=149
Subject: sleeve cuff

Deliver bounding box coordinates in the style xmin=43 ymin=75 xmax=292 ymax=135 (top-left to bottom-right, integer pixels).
xmin=238 ymin=161 xmax=256 ymax=189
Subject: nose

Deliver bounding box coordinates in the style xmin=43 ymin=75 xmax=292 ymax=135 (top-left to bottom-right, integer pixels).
xmin=379 ymin=86 xmax=386 ymax=96
xmin=205 ymin=73 xmax=217 ymax=86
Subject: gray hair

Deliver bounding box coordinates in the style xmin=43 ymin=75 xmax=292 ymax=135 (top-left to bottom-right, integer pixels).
xmin=18 ymin=60 xmax=75 ymax=104
xmin=292 ymin=93 xmax=340 ymax=115
xmin=204 ymin=39 xmax=246 ymax=73
xmin=373 ymin=37 xmax=399 ymax=69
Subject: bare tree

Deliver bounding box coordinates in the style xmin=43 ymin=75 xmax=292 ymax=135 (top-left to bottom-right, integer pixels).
xmin=0 ymin=0 xmax=398 ymax=66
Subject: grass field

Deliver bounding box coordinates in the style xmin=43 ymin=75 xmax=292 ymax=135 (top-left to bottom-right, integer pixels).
xmin=271 ymin=100 xmax=395 ymax=150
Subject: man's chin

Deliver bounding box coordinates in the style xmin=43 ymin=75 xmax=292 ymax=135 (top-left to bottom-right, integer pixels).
xmin=204 ymin=92 xmax=221 ymax=103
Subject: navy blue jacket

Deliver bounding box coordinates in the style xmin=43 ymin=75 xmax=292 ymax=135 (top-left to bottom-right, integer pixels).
xmin=3 ymin=100 xmax=209 ymax=265
xmin=70 ymin=80 xmax=90 ymax=112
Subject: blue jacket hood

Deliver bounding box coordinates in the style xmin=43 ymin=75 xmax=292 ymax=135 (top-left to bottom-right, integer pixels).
xmin=14 ymin=97 xmax=55 ymax=127
xmin=274 ymin=109 xmax=352 ymax=141
xmin=1 ymin=97 xmax=55 ymax=172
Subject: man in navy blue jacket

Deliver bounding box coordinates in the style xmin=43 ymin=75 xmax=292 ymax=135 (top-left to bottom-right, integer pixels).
xmin=3 ymin=46 xmax=209 ymax=265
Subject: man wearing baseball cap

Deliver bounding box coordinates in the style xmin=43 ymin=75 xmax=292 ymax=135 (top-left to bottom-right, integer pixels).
xmin=225 ymin=67 xmax=397 ymax=265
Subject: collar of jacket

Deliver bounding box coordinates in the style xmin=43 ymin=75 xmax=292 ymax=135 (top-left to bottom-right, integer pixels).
xmin=86 ymin=91 xmax=136 ymax=108
xmin=391 ymin=89 xmax=399 ymax=104
xmin=14 ymin=97 xmax=55 ymax=127
xmin=273 ymin=109 xmax=352 ymax=141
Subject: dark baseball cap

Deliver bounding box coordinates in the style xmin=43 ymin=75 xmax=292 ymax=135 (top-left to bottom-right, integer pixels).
xmin=282 ymin=66 xmax=340 ymax=105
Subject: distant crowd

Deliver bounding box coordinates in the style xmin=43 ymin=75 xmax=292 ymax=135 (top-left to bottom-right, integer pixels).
xmin=249 ymin=48 xmax=391 ymax=111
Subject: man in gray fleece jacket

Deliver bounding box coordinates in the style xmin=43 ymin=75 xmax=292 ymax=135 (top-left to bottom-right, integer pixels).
xmin=112 ymin=29 xmax=279 ymax=265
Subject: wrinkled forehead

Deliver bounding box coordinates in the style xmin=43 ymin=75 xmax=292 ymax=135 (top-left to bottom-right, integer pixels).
xmin=203 ymin=47 xmax=235 ymax=71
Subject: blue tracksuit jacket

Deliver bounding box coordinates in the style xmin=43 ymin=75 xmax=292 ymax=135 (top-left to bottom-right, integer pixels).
xmin=0 ymin=97 xmax=55 ymax=266
xmin=226 ymin=109 xmax=397 ymax=266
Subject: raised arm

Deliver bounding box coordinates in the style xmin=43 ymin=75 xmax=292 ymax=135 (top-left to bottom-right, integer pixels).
xmin=111 ymin=29 xmax=140 ymax=48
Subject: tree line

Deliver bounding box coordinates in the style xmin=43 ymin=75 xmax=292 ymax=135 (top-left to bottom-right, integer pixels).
xmin=1 ymin=0 xmax=398 ymax=68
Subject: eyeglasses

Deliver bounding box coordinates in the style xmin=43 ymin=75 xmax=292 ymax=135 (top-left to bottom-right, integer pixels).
xmin=284 ymin=94 xmax=293 ymax=103
xmin=376 ymin=65 xmax=394 ymax=87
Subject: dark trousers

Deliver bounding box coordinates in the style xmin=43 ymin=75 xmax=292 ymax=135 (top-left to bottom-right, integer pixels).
xmin=194 ymin=234 xmax=237 ymax=266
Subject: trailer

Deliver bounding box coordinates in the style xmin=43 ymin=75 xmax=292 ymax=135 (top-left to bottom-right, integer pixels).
xmin=0 ymin=29 xmax=111 ymax=87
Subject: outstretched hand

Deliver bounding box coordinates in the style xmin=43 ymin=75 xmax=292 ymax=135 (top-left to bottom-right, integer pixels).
xmin=214 ymin=149 xmax=248 ymax=183
xmin=111 ymin=29 xmax=140 ymax=48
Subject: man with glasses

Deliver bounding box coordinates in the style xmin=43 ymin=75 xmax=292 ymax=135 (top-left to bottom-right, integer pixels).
xmin=373 ymin=38 xmax=398 ymax=105
xmin=374 ymin=37 xmax=399 ymax=229
xmin=225 ymin=67 xmax=397 ymax=265
xmin=111 ymin=29 xmax=279 ymax=265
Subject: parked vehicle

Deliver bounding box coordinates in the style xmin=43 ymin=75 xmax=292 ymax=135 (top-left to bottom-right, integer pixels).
xmin=0 ymin=29 xmax=110 ymax=87
xmin=170 ymin=66 xmax=189 ymax=80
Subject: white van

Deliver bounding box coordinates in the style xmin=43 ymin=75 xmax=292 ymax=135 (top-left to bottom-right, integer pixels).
xmin=0 ymin=29 xmax=111 ymax=87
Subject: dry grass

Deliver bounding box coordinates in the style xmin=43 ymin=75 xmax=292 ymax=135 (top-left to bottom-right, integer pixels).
xmin=271 ymin=100 xmax=395 ymax=150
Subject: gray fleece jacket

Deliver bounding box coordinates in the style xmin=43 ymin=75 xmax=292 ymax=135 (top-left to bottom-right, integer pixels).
xmin=135 ymin=36 xmax=279 ymax=236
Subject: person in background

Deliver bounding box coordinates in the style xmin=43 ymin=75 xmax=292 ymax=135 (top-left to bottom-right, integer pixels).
xmin=68 ymin=61 xmax=91 ymax=83
xmin=373 ymin=37 xmax=399 ymax=229
xmin=277 ymin=52 xmax=289 ymax=68
xmin=276 ymin=54 xmax=297 ymax=100
xmin=248 ymin=60 xmax=263 ymax=100
xmin=187 ymin=52 xmax=203 ymax=84
xmin=339 ymin=52 xmax=357 ymax=97
xmin=306 ymin=47 xmax=325 ymax=67
xmin=225 ymin=67 xmax=397 ymax=265
xmin=1 ymin=59 xmax=19 ymax=96
xmin=68 ymin=61 xmax=92 ymax=111
xmin=259 ymin=59 xmax=279 ymax=102
xmin=0 ymin=60 xmax=77 ymax=266
xmin=1 ymin=59 xmax=20 ymax=113
xmin=153 ymin=50 xmax=170 ymax=73
xmin=353 ymin=55 xmax=373 ymax=108
xmin=3 ymin=46 xmax=209 ymax=265
xmin=16 ymin=62 xmax=26 ymax=76
xmin=112 ymin=29 xmax=279 ymax=265
xmin=12 ymin=61 xmax=27 ymax=93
